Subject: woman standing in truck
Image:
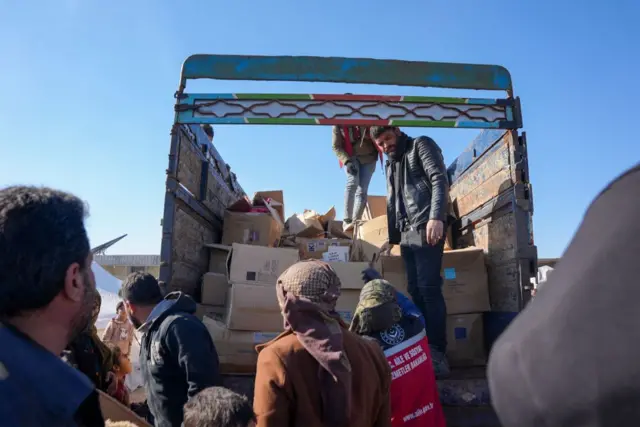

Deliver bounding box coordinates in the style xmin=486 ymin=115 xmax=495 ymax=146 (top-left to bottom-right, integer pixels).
xmin=350 ymin=279 xmax=445 ymax=427
xmin=332 ymin=125 xmax=383 ymax=231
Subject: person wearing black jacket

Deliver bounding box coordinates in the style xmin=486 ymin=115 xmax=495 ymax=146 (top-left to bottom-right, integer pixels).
xmin=119 ymin=272 xmax=221 ymax=427
xmin=370 ymin=126 xmax=452 ymax=378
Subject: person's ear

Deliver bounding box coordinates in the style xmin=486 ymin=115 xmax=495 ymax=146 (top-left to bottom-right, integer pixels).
xmin=394 ymin=127 xmax=401 ymax=136
xmin=63 ymin=262 xmax=84 ymax=302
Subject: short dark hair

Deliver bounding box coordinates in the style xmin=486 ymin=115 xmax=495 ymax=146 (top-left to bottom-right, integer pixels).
xmin=119 ymin=272 xmax=163 ymax=306
xmin=116 ymin=301 xmax=124 ymax=312
xmin=202 ymin=124 xmax=214 ymax=139
xmin=369 ymin=126 xmax=396 ymax=140
xmin=183 ymin=387 xmax=255 ymax=427
xmin=0 ymin=186 xmax=90 ymax=317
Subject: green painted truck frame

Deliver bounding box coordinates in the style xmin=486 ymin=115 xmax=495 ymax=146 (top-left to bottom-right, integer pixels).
xmin=160 ymin=54 xmax=537 ymax=426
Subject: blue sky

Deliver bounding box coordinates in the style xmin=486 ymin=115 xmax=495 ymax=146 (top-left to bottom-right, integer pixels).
xmin=0 ymin=0 xmax=638 ymax=257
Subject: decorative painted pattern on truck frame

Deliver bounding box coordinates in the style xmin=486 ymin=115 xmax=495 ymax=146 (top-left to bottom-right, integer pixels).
xmin=176 ymin=93 xmax=518 ymax=130
xmin=179 ymin=54 xmax=513 ymax=92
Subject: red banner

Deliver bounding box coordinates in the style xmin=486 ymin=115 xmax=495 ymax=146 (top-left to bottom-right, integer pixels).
xmin=385 ymin=331 xmax=446 ymax=427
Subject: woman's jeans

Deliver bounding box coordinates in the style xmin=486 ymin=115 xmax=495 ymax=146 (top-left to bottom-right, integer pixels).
xmin=344 ymin=159 xmax=376 ymax=222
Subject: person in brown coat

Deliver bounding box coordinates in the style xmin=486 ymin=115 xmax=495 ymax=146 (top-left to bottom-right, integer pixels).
xmin=253 ymin=260 xmax=392 ymax=427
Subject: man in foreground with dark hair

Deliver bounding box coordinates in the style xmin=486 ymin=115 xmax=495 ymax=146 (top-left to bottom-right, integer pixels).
xmin=0 ymin=185 xmax=104 ymax=426
xmin=369 ymin=126 xmax=452 ymax=378
xmin=184 ymin=387 xmax=256 ymax=427
xmin=119 ymin=272 xmax=221 ymax=427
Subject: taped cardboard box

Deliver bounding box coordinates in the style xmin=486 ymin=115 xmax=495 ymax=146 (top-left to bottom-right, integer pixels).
xmin=195 ymin=304 xmax=226 ymax=321
xmin=201 ymin=272 xmax=229 ymax=306
xmin=354 ymin=215 xmax=400 ymax=262
xmin=225 ymin=283 xmax=283 ymax=331
xmin=447 ymin=313 xmax=486 ymax=367
xmin=203 ymin=316 xmax=279 ymax=374
xmin=441 ymin=247 xmax=490 ymax=314
xmin=335 ymin=289 xmax=361 ymax=324
xmin=227 ymin=243 xmax=299 ymax=287
xmin=221 ymin=211 xmax=282 ymax=247
xmin=329 ymin=262 xmax=370 ymax=290
xmin=206 ymin=244 xmax=231 ymax=274
xmin=362 ymin=195 xmax=387 ymax=221
xmin=297 ymin=237 xmax=351 ymax=260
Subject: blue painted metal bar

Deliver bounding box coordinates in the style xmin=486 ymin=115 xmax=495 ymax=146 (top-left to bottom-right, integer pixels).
xmin=180 ymin=54 xmax=513 ymax=92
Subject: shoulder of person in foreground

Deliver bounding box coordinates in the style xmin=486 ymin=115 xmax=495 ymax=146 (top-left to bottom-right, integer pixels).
xmin=162 ymin=314 xmax=222 ymax=394
xmin=488 ymin=163 xmax=640 ymax=427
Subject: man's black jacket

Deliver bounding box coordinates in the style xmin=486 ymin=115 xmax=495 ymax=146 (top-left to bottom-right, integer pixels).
xmin=385 ymin=134 xmax=450 ymax=244
xmin=139 ymin=292 xmax=221 ymax=427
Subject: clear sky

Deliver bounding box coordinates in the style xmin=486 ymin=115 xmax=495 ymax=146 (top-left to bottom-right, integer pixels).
xmin=1 ymin=0 xmax=638 ymax=258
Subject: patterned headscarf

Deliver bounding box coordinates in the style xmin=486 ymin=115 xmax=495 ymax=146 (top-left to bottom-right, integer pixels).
xmin=350 ymin=279 xmax=402 ymax=335
xmin=276 ymin=260 xmax=352 ymax=427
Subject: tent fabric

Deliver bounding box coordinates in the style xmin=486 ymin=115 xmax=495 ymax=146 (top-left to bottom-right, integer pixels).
xmin=91 ymin=262 xmax=144 ymax=391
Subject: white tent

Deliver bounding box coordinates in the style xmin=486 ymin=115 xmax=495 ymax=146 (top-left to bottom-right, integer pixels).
xmin=91 ymin=262 xmax=144 ymax=391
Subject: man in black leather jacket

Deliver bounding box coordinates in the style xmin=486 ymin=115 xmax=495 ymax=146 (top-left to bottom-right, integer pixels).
xmin=369 ymin=126 xmax=451 ymax=378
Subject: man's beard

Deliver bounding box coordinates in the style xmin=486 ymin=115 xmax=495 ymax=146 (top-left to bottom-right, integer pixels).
xmin=387 ymin=135 xmax=407 ymax=162
xmin=68 ymin=269 xmax=99 ymax=342
xmin=128 ymin=311 xmax=143 ymax=329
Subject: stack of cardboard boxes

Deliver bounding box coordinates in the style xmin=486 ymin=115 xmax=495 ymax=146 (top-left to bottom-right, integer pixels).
xmin=355 ymin=199 xmax=491 ymax=368
xmin=198 ymin=192 xmax=490 ymax=373
xmin=198 ymin=191 xmax=299 ymax=373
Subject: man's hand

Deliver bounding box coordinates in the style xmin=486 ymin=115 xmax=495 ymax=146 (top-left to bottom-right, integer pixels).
xmin=380 ymin=241 xmax=394 ymax=255
xmin=362 ymin=267 xmax=382 ymax=283
xmin=425 ymin=219 xmax=444 ymax=245
xmin=345 ymin=161 xmax=358 ymax=175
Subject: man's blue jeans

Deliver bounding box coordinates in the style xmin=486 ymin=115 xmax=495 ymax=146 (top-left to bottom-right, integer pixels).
xmin=400 ymin=229 xmax=447 ymax=354
xmin=344 ymin=159 xmax=376 ymax=222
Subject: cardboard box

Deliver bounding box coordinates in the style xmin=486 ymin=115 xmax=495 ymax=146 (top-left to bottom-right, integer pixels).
xmin=201 ymin=272 xmax=229 ymax=306
xmin=322 ymin=247 xmax=350 ymax=263
xmin=362 ymin=195 xmax=387 ymax=221
xmin=380 ymin=248 xmax=490 ymax=315
xmin=335 ymin=289 xmax=361 ymax=324
xmin=203 ymin=317 xmax=279 ymax=374
xmin=225 ymin=283 xmax=283 ymax=331
xmin=253 ymin=190 xmax=285 ymax=224
xmin=195 ymin=304 xmax=226 ymax=321
xmin=442 ymin=247 xmax=490 ymax=314
xmin=447 ymin=313 xmax=486 ymax=367
xmin=327 ymin=220 xmax=353 ymax=239
xmin=207 ymin=244 xmax=231 ymax=274
xmin=329 ymin=262 xmax=370 ymax=290
xmin=285 ymin=210 xmax=325 ymax=238
xmin=380 ymin=255 xmax=410 ymax=297
xmin=228 ymin=243 xmax=299 ymax=286
xmin=353 ymin=215 xmax=400 ymax=262
xmin=222 ymin=211 xmax=282 ymax=247
xmin=99 ymin=391 xmax=152 ymax=427
xmin=297 ymin=237 xmax=351 ymax=260
xmin=444 ymin=224 xmax=453 ymax=251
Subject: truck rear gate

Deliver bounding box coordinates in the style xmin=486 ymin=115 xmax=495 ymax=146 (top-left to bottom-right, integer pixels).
xmin=160 ymin=54 xmax=537 ymax=426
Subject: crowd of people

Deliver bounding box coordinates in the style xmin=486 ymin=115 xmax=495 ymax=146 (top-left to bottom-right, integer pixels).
xmin=1 ymin=124 xmax=638 ymax=427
